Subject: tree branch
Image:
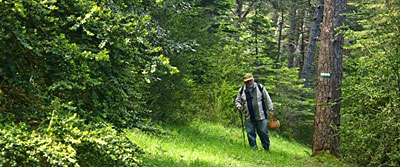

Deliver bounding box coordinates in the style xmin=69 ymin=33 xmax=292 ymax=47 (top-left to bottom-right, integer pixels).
xmin=240 ymin=1 xmax=255 ymax=19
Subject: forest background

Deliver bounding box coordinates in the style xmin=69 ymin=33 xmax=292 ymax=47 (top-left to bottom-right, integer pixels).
xmin=0 ymin=0 xmax=399 ymax=166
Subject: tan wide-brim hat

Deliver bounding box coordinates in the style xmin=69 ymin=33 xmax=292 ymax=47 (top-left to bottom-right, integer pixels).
xmin=243 ymin=73 xmax=254 ymax=82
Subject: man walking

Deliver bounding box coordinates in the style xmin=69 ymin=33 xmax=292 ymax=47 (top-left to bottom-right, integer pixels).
xmin=235 ymin=73 xmax=274 ymax=150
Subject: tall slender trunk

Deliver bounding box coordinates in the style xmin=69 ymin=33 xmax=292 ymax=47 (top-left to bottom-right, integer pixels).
xmin=298 ymin=9 xmax=306 ymax=73
xmin=276 ymin=10 xmax=284 ymax=67
xmin=234 ymin=0 xmax=243 ymax=41
xmin=312 ymin=0 xmax=346 ymax=158
xmin=302 ymin=0 xmax=324 ymax=87
xmin=287 ymin=9 xmax=297 ymax=68
xmin=255 ymin=8 xmax=259 ymax=79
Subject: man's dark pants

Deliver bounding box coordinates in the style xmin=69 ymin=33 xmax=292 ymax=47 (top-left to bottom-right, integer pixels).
xmin=245 ymin=119 xmax=270 ymax=150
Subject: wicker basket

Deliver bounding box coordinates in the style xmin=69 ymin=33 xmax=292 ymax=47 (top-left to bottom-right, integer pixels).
xmin=268 ymin=119 xmax=280 ymax=130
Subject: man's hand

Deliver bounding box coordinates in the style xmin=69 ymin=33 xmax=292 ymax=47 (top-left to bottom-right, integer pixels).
xmin=269 ymin=110 xmax=274 ymax=118
xmin=237 ymin=106 xmax=243 ymax=111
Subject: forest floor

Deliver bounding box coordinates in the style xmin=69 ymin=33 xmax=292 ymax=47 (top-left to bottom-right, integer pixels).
xmin=126 ymin=121 xmax=349 ymax=167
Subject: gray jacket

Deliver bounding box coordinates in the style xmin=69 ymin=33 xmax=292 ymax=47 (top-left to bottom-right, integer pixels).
xmin=235 ymin=83 xmax=273 ymax=121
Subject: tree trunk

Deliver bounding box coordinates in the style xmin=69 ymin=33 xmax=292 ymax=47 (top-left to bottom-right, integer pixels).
xmin=276 ymin=10 xmax=284 ymax=66
xmin=287 ymin=9 xmax=297 ymax=68
xmin=302 ymin=0 xmax=324 ymax=87
xmin=295 ymin=9 xmax=306 ymax=71
xmin=255 ymin=8 xmax=259 ymax=79
xmin=312 ymin=0 xmax=346 ymax=158
xmin=234 ymin=0 xmax=243 ymax=41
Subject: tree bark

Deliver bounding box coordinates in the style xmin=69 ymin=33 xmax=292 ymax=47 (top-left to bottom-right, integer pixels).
xmin=255 ymin=8 xmax=259 ymax=78
xmin=302 ymin=0 xmax=324 ymax=87
xmin=312 ymin=0 xmax=346 ymax=158
xmin=287 ymin=8 xmax=297 ymax=68
xmin=295 ymin=9 xmax=306 ymax=71
xmin=234 ymin=0 xmax=243 ymax=41
xmin=276 ymin=10 xmax=284 ymax=66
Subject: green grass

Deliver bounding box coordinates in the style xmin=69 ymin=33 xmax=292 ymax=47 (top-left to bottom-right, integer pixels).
xmin=126 ymin=121 xmax=348 ymax=167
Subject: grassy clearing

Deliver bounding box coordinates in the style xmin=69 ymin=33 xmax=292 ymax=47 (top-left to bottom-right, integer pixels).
xmin=126 ymin=121 xmax=348 ymax=167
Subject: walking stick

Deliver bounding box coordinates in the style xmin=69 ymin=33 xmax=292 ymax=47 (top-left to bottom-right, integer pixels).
xmin=239 ymin=111 xmax=245 ymax=147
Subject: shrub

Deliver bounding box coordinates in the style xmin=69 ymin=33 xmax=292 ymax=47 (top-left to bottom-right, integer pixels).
xmin=0 ymin=113 xmax=143 ymax=167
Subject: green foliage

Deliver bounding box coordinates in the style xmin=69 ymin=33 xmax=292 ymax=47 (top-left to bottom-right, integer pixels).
xmin=144 ymin=0 xmax=246 ymax=124
xmin=0 ymin=0 xmax=179 ymax=127
xmin=189 ymin=40 xmax=248 ymax=125
xmin=0 ymin=0 xmax=183 ymax=166
xmin=342 ymin=1 xmax=400 ymax=166
xmin=0 ymin=112 xmax=142 ymax=167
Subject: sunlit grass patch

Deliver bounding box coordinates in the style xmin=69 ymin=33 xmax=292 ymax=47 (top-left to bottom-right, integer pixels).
xmin=126 ymin=121 xmax=345 ymax=167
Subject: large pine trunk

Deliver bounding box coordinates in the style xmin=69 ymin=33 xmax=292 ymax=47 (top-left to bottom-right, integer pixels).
xmin=312 ymin=0 xmax=346 ymax=158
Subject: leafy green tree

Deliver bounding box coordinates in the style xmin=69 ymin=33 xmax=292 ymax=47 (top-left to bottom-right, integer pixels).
xmin=342 ymin=0 xmax=400 ymax=166
xmin=0 ymin=0 xmax=179 ymax=166
xmin=143 ymin=0 xmax=246 ymax=125
xmin=0 ymin=0 xmax=178 ymax=127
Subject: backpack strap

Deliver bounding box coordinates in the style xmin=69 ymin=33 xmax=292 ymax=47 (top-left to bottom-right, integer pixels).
xmin=239 ymin=85 xmax=245 ymax=96
xmin=258 ymin=83 xmax=268 ymax=118
xmin=257 ymin=83 xmax=263 ymax=94
xmin=257 ymin=83 xmax=265 ymax=101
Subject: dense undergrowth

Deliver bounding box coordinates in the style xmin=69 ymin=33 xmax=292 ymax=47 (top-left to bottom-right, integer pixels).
xmin=0 ymin=113 xmax=143 ymax=167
